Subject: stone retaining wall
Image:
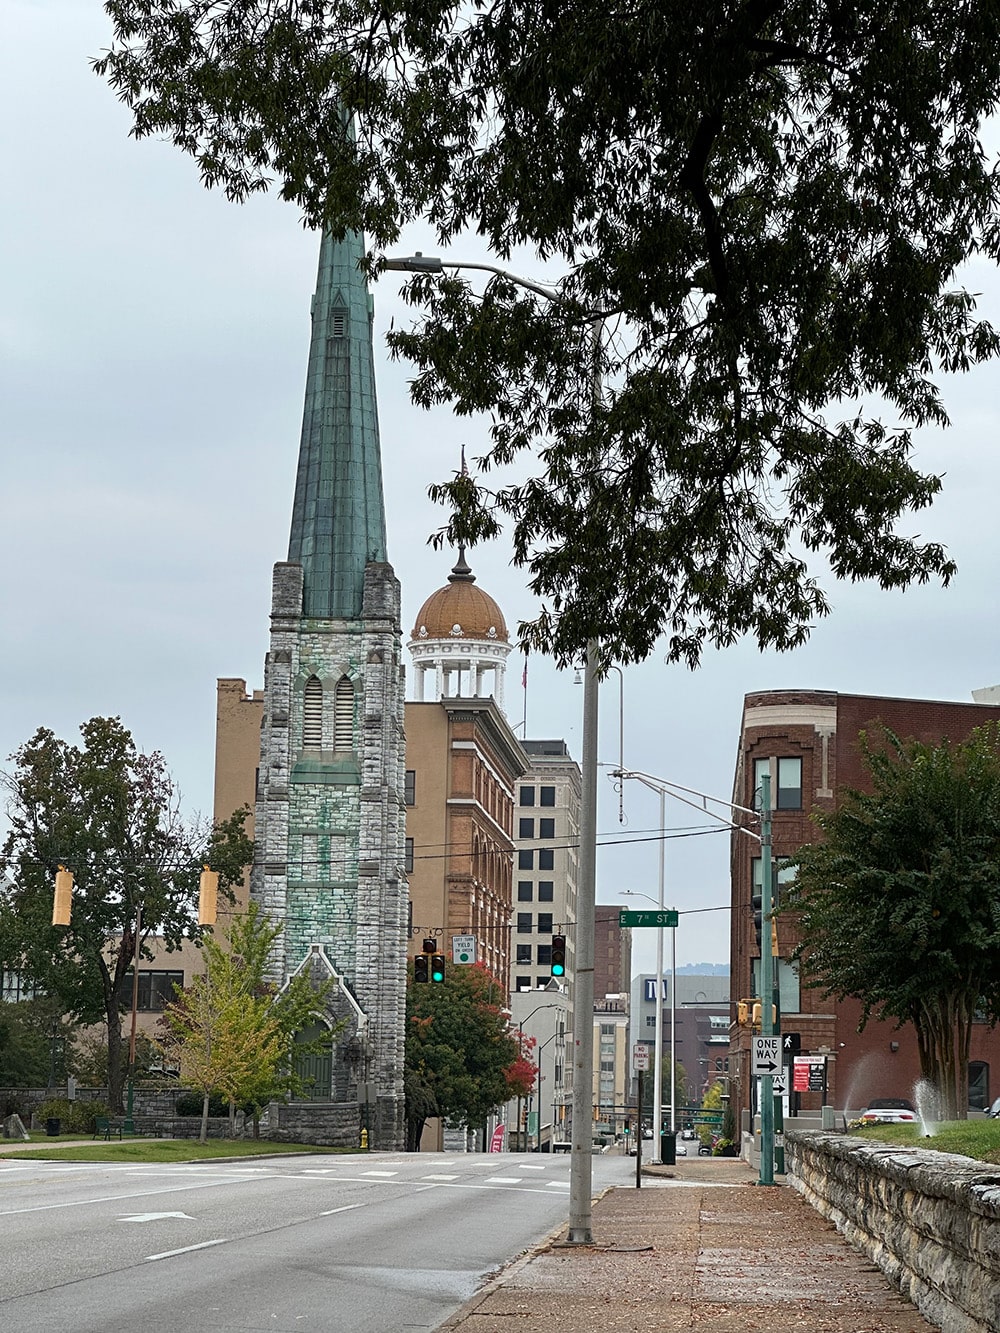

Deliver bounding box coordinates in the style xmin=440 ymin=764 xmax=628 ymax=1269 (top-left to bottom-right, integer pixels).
xmin=785 ymin=1129 xmax=1000 ymax=1333
xmin=258 ymin=1101 xmax=360 ymax=1148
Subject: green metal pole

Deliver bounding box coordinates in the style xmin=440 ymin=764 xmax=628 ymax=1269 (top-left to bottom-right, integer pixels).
xmin=758 ymin=774 xmax=774 ymax=1186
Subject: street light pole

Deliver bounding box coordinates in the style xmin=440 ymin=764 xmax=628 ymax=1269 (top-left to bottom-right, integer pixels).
xmin=653 ymin=790 xmax=665 ymax=1155
xmin=383 ymin=252 xmax=600 ymax=1242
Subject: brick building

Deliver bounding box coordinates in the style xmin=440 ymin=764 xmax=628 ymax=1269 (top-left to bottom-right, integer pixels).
xmin=731 ymin=689 xmax=1000 ymax=1126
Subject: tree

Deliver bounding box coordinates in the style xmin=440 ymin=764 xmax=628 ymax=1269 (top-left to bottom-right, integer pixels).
xmin=162 ymin=902 xmax=333 ymax=1141
xmin=405 ymin=961 xmax=533 ymax=1151
xmin=641 ymin=1055 xmax=688 ymax=1121
xmin=0 ymin=717 xmax=253 ymax=1112
xmin=0 ymin=998 xmax=74 ymax=1089
xmin=788 ymin=724 xmax=1000 ymax=1120
xmin=95 ymin=3 xmax=1000 ymax=667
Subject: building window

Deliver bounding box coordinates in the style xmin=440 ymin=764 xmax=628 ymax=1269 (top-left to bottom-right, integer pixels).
xmin=539 ymin=818 xmax=555 ymax=839
xmin=646 ymin=1015 xmax=657 ymax=1028
xmin=536 ymin=976 xmax=552 ymax=988
xmin=601 ymin=1060 xmax=614 ymax=1072
xmin=777 ymin=756 xmax=802 ymax=809
xmin=122 ymin=971 xmax=184 ymax=1012
xmin=404 ymin=838 xmax=414 ymax=874
xmin=600 ymin=1023 xmax=615 ymax=1037
xmin=538 ymin=848 xmax=554 ymax=871
xmin=517 ymin=881 xmax=533 ymax=902
xmin=751 ymin=857 xmax=797 ymax=904
xmin=404 ymin=770 xmax=416 ymax=806
xmin=331 ymin=309 xmax=347 ymax=337
xmin=334 ymin=675 xmax=354 ymax=750
xmin=538 ymin=913 xmax=553 ymax=934
xmin=537 ymin=945 xmax=552 ymax=965
xmin=303 ymin=676 xmax=323 ymax=747
xmin=517 ymin=913 xmax=532 ymax=934
xmin=519 ymin=817 xmax=535 ymax=838
xmin=519 ymin=785 xmax=535 ymax=807
xmin=515 ymin=976 xmax=532 ymax=991
xmin=538 ymin=881 xmax=554 ymax=902
xmin=754 ymin=756 xmax=803 ymax=810
xmin=518 ymin=850 xmax=534 ymax=870
xmin=516 ymin=944 xmax=532 ymax=964
xmin=540 ymin=786 xmax=556 ymax=806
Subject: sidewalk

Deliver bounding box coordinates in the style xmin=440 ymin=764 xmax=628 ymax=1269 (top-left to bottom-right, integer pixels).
xmin=440 ymin=1154 xmax=936 ymax=1332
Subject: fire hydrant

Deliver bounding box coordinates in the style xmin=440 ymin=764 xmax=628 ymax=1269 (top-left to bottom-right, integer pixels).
xmin=360 ymin=1127 xmax=368 ymax=1150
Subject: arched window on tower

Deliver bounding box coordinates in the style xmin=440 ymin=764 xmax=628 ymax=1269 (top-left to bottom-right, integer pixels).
xmin=334 ymin=675 xmax=354 ymax=751
xmin=303 ymin=676 xmax=323 ymax=748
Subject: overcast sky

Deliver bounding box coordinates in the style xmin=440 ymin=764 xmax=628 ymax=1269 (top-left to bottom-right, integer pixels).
xmin=4 ymin=3 xmax=1000 ymax=975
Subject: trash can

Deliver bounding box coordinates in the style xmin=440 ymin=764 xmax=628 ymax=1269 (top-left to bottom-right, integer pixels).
xmin=45 ymin=1118 xmax=61 ymax=1136
xmin=661 ymin=1128 xmax=676 ymax=1165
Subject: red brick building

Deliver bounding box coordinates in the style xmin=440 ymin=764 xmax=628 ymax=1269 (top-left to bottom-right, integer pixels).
xmin=730 ymin=689 xmax=1000 ymax=1125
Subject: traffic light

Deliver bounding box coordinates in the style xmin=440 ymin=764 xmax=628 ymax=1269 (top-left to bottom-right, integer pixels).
xmin=550 ymin=934 xmax=566 ymax=978
xmin=737 ymin=1000 xmax=750 ymax=1026
xmin=751 ymin=1001 xmax=776 ymax=1029
xmin=52 ymin=866 xmax=74 ymax=927
xmin=422 ymin=937 xmax=436 ymax=954
xmin=414 ymin=953 xmax=430 ymax=983
xmin=431 ymin=953 xmax=446 ymax=982
xmin=198 ymin=865 xmax=218 ymax=926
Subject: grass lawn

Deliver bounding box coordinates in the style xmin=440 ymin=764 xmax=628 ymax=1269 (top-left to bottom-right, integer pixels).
xmin=0 ymin=1138 xmax=354 ymax=1164
xmin=850 ymin=1119 xmax=1000 ymax=1164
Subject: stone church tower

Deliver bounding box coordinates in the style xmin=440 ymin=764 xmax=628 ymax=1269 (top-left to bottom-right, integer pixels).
xmin=251 ymin=228 xmax=408 ymax=1149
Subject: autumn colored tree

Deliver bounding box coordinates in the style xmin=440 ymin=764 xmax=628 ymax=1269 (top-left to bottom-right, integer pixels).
xmin=0 ymin=717 xmax=253 ymax=1112
xmin=163 ymin=903 xmax=333 ymax=1141
xmin=405 ymin=962 xmax=534 ymax=1151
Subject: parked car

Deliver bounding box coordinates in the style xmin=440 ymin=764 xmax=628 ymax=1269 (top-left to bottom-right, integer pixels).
xmin=858 ymin=1097 xmax=917 ymax=1124
xmin=990 ymin=1096 xmax=1000 ymax=1119
xmin=680 ymin=1128 xmax=697 ymax=1140
xmin=698 ymin=1140 xmax=714 ymax=1155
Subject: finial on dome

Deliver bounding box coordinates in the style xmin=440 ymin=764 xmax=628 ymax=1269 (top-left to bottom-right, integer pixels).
xmin=448 ymin=546 xmax=476 ymax=584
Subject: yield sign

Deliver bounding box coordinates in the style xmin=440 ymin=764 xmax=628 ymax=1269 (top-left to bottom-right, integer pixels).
xmin=118 ymin=1212 xmax=194 ymax=1223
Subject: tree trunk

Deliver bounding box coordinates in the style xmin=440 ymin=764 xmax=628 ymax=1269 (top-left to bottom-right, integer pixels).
xmin=199 ymin=1090 xmax=210 ymax=1145
xmin=106 ymin=1003 xmax=126 ymax=1115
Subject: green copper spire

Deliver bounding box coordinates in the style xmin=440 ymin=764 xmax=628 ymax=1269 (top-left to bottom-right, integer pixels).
xmin=288 ymin=229 xmax=388 ymax=619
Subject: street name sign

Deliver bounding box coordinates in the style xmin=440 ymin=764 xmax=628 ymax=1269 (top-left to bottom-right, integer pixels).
xmin=692 ymin=1111 xmax=725 ymax=1126
xmin=752 ymin=1036 xmax=781 ymax=1075
xmin=619 ymin=909 xmax=679 ymax=928
xmin=452 ymin=934 xmax=477 ymax=964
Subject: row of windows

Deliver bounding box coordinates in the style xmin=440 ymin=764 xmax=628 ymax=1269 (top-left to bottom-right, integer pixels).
xmin=519 ymin=785 xmax=556 ymax=807
xmin=514 ymin=975 xmax=560 ymax=990
xmin=518 ymin=849 xmax=555 ymax=870
xmin=121 ymin=971 xmax=185 ymax=1012
xmin=518 ymin=817 xmax=556 ymax=839
xmin=517 ymin=880 xmax=554 ymax=902
xmin=516 ymin=944 xmax=553 ymax=964
xmin=517 ymin=913 xmax=554 ymax=933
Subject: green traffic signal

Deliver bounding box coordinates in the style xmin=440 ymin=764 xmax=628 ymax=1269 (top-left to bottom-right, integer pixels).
xmin=431 ymin=953 xmax=446 ymax=982
xmin=550 ymin=934 xmax=566 ymax=977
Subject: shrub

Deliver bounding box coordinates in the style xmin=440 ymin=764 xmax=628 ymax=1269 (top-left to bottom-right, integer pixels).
xmin=175 ymin=1091 xmax=228 ymax=1117
xmin=34 ymin=1097 xmax=108 ymax=1134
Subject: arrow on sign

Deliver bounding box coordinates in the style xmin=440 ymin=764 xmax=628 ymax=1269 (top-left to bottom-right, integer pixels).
xmin=756 ymin=1059 xmax=780 ymax=1073
xmin=118 ymin=1212 xmax=194 ymax=1223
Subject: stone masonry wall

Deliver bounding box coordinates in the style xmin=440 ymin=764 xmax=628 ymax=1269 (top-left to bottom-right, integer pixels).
xmin=785 ymin=1129 xmax=1000 ymax=1333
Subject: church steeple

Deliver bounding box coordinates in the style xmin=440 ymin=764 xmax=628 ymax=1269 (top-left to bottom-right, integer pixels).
xmin=288 ymin=229 xmax=387 ymax=619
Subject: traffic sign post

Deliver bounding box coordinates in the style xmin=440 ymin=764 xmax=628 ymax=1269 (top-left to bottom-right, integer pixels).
xmin=619 ymin=909 xmax=679 ymax=928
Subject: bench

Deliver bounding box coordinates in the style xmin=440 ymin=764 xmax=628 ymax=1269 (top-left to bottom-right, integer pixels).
xmin=94 ymin=1116 xmax=122 ymax=1140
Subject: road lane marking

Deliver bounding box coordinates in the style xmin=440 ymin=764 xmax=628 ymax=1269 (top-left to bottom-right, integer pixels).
xmin=545 ymin=1181 xmax=571 ymax=1189
xmin=518 ymin=1164 xmax=545 ymax=1170
xmin=319 ymin=1203 xmax=365 ymax=1217
xmin=145 ymin=1239 xmax=228 ymax=1262
xmin=485 ymin=1177 xmax=521 ymax=1184
xmin=0 ymin=1179 xmax=249 ymax=1217
xmin=119 ymin=1212 xmax=195 ymax=1223
xmin=422 ymin=1174 xmax=459 ymax=1181
xmin=361 ymin=1170 xmax=398 ymax=1177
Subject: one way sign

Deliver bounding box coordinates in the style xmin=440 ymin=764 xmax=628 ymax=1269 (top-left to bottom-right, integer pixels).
xmin=752 ymin=1036 xmax=781 ymax=1074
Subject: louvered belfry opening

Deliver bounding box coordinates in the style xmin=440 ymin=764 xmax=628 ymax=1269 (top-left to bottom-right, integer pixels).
xmin=303 ymin=675 xmax=323 ymax=748
xmin=334 ymin=675 xmax=354 ymax=751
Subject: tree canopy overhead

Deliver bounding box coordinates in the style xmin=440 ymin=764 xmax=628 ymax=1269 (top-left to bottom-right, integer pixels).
xmin=97 ymin=2 xmax=1000 ymax=665
xmin=788 ymin=723 xmax=1000 ymax=1120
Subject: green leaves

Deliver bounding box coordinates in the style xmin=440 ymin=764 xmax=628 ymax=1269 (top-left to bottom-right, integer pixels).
xmin=96 ymin=1 xmax=1000 ymax=664
xmin=790 ymin=722 xmax=1000 ymax=1117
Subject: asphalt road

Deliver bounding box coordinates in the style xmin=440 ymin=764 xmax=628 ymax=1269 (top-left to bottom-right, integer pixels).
xmin=0 ymin=1149 xmax=631 ymax=1331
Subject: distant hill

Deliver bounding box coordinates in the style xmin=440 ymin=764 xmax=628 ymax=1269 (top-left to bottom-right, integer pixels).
xmin=675 ymin=962 xmax=729 ymax=975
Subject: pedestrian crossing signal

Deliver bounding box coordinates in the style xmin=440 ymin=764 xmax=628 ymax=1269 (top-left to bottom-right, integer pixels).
xmin=431 ymin=954 xmax=446 ymax=983
xmin=550 ymin=934 xmax=566 ymax=978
